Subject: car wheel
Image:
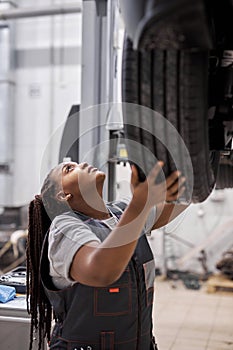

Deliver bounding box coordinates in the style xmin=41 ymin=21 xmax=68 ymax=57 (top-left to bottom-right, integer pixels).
xmin=122 ymin=36 xmax=216 ymax=202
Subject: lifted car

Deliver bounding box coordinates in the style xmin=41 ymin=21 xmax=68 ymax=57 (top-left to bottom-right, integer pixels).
xmin=120 ymin=0 xmax=233 ymax=202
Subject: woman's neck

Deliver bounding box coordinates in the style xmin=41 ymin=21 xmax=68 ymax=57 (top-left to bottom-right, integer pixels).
xmin=72 ymin=197 xmax=111 ymax=220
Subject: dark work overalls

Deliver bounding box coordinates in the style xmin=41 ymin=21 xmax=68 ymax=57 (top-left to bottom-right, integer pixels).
xmin=40 ymin=201 xmax=158 ymax=350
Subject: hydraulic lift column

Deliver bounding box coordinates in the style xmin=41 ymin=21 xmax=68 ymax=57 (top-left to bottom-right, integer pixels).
xmin=80 ymin=0 xmax=121 ymax=201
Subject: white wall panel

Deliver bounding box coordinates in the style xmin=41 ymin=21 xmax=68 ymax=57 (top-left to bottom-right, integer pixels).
xmin=16 ymin=0 xmax=79 ymax=6
xmin=13 ymin=65 xmax=81 ymax=205
xmin=15 ymin=14 xmax=82 ymax=49
xmin=3 ymin=0 xmax=82 ymax=205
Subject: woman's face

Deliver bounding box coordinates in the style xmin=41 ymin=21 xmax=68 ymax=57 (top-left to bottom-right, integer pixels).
xmin=52 ymin=161 xmax=106 ymax=203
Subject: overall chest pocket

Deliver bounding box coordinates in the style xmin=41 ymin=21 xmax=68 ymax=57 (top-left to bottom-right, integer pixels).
xmin=94 ymin=268 xmax=132 ymax=316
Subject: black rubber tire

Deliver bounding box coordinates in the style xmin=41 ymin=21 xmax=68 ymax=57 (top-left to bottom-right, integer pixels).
xmin=216 ymin=162 xmax=233 ymax=190
xmin=122 ymin=36 xmax=215 ymax=203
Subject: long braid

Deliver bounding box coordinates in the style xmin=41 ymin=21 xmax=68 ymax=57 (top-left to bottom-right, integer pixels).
xmin=26 ymin=166 xmax=69 ymax=350
xmin=27 ymin=195 xmax=52 ymax=350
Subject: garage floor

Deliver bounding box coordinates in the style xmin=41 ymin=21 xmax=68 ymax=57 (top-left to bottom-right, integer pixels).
xmin=153 ymin=278 xmax=233 ymax=350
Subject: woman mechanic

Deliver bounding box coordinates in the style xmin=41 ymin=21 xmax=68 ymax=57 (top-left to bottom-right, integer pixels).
xmin=27 ymin=160 xmax=187 ymax=350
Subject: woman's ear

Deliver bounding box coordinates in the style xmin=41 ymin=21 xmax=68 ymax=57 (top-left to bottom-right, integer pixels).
xmin=56 ymin=191 xmax=72 ymax=202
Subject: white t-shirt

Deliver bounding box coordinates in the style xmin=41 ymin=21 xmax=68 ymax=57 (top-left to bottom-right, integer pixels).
xmin=48 ymin=198 xmax=156 ymax=289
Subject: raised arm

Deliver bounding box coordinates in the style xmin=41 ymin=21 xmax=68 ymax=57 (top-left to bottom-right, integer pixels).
xmin=70 ymin=162 xmax=184 ymax=287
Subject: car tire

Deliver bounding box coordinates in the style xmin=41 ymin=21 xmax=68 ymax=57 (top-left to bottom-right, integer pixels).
xmin=122 ymin=36 xmax=216 ymax=202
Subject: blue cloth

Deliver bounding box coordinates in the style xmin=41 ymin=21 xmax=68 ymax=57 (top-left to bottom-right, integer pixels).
xmin=0 ymin=285 xmax=16 ymax=303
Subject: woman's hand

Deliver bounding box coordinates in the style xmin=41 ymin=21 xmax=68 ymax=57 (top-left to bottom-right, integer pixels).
xmin=130 ymin=162 xmax=186 ymax=210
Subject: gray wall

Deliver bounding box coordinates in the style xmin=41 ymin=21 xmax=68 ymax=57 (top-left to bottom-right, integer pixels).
xmin=0 ymin=0 xmax=82 ymax=206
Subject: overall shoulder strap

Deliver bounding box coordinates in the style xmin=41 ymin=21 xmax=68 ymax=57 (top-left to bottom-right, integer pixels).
xmin=40 ymin=231 xmax=59 ymax=291
xmin=107 ymin=200 xmax=128 ymax=217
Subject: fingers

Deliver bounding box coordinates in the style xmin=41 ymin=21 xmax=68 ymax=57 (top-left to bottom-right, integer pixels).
xmin=130 ymin=164 xmax=140 ymax=188
xmin=166 ymin=176 xmax=186 ymax=202
xmin=166 ymin=170 xmax=181 ymax=188
xmin=132 ymin=161 xmax=186 ymax=203
xmin=150 ymin=163 xmax=186 ymax=202
xmin=148 ymin=161 xmax=164 ymax=183
xmin=166 ymin=185 xmax=186 ymax=202
xmin=148 ymin=163 xmax=183 ymax=191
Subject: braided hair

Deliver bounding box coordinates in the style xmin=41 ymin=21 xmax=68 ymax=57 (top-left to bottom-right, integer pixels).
xmin=26 ymin=165 xmax=69 ymax=350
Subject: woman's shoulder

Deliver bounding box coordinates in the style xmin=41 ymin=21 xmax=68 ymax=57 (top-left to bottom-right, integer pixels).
xmin=50 ymin=211 xmax=88 ymax=236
